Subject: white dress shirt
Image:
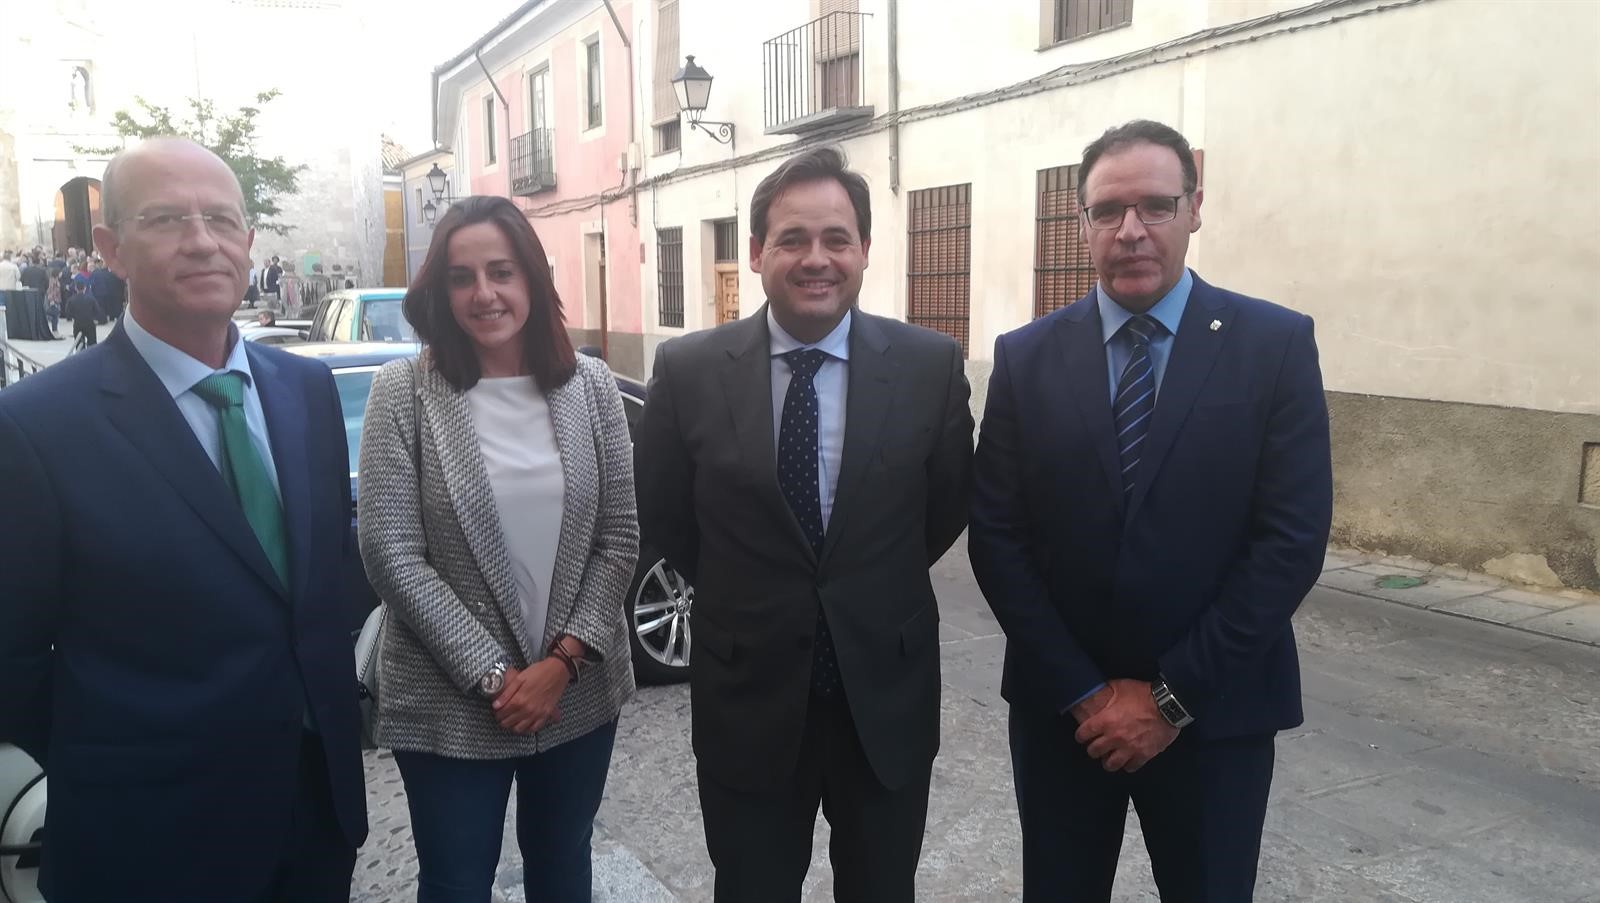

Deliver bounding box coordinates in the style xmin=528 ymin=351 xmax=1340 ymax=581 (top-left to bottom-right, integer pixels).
xmin=467 ymin=376 xmax=565 ymax=652
xmin=122 ymin=308 xmax=283 ymax=502
xmin=769 ymin=308 xmax=851 ymax=530
xmin=0 ymin=260 xmax=20 ymax=291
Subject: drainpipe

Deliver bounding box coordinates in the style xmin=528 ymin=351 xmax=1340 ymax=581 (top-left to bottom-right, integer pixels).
xmin=599 ymin=0 xmax=639 ymax=361
xmin=888 ymin=0 xmax=901 ymax=194
xmin=600 ymin=0 xmax=639 ymax=226
xmin=474 ymin=46 xmax=511 ymax=174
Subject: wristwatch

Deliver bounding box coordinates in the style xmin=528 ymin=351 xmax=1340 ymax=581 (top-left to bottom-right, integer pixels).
xmin=1151 ymin=678 xmax=1194 ymax=729
xmin=477 ymin=662 xmax=508 ymax=698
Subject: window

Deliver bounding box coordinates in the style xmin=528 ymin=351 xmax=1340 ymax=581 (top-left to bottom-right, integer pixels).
xmin=652 ymin=0 xmax=681 ymax=126
xmin=328 ymin=297 xmax=356 ymax=342
xmin=585 ymin=38 xmax=603 ymax=129
xmin=1034 ymin=164 xmax=1094 ymax=319
xmin=1050 ymin=0 xmax=1133 ymax=45
xmin=655 ymin=119 xmax=681 ymax=154
xmin=484 ymin=96 xmax=497 ymax=165
xmin=906 ymin=184 xmax=972 ymax=356
xmin=528 ymin=66 xmax=549 ymax=133
xmin=657 ymin=227 xmax=684 ymax=328
xmin=713 ymin=220 xmax=740 ymax=263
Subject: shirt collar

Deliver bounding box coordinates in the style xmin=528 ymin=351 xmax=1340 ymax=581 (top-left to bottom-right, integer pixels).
xmin=122 ymin=307 xmax=254 ymax=400
xmin=1098 ymin=267 xmax=1193 ymax=345
xmin=768 ymin=307 xmax=853 ymax=362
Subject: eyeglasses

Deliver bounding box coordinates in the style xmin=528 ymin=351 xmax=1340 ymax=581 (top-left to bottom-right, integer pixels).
xmin=114 ymin=210 xmax=248 ymax=239
xmin=1081 ymin=196 xmax=1186 ymax=231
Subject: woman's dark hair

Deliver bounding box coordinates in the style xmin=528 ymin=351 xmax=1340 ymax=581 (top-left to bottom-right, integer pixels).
xmin=404 ymin=195 xmax=576 ymax=392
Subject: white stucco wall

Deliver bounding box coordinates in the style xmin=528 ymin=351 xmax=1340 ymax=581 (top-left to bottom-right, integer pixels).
xmin=641 ymin=0 xmax=1599 ymax=415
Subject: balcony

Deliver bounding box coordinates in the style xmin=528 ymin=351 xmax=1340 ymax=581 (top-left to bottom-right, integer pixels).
xmin=510 ymin=129 xmax=555 ymax=196
xmin=762 ymin=11 xmax=873 ymax=135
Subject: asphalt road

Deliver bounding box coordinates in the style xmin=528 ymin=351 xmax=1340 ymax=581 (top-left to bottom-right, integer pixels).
xmin=354 ymin=550 xmax=1600 ymax=902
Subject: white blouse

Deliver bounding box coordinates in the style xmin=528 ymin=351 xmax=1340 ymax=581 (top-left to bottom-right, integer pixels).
xmin=466 ymin=376 xmax=565 ymax=654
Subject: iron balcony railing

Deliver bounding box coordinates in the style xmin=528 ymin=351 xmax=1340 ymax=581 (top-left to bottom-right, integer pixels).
xmin=510 ymin=129 xmax=556 ymax=196
xmin=763 ymin=11 xmax=873 ymax=135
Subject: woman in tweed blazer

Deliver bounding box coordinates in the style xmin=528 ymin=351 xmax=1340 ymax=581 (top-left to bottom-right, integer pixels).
xmin=357 ymin=196 xmax=638 ymax=903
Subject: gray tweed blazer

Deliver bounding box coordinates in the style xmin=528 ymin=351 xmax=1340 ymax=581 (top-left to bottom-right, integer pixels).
xmin=357 ymin=353 xmax=638 ymax=758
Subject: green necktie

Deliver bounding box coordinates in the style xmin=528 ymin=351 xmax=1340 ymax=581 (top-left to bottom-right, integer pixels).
xmin=192 ymin=372 xmax=290 ymax=589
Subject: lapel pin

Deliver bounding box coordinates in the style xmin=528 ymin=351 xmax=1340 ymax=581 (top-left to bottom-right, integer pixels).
xmin=1209 ymin=319 xmax=1222 ymax=332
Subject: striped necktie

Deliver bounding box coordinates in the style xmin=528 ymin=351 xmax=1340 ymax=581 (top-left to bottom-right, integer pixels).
xmin=1113 ymin=315 xmax=1160 ymax=506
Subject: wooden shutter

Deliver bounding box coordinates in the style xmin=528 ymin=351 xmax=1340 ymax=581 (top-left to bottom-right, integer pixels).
xmin=907 ymin=184 xmax=972 ymax=357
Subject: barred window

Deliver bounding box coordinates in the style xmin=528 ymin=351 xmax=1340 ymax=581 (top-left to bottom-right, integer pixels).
xmin=1052 ymin=0 xmax=1133 ymax=45
xmin=1034 ymin=164 xmax=1094 ymax=319
xmin=657 ymin=227 xmax=684 ymax=328
xmin=906 ymin=184 xmax=971 ymax=357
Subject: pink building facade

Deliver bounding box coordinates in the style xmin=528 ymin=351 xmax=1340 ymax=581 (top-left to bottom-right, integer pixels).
xmin=433 ymin=0 xmax=645 ymax=376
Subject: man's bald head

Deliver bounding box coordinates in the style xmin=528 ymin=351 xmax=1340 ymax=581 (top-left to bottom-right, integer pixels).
xmin=100 ymin=137 xmax=247 ymax=233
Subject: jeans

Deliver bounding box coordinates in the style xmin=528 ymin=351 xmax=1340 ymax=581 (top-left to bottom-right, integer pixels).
xmin=392 ymin=719 xmax=618 ymax=903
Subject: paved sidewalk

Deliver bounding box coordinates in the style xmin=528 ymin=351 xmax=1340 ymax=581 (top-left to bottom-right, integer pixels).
xmin=1319 ymin=546 xmax=1600 ymax=647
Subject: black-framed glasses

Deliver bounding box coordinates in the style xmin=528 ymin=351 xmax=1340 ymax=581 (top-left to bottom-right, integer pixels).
xmin=113 ymin=210 xmax=248 ymax=239
xmin=1081 ymin=195 xmax=1185 ymax=231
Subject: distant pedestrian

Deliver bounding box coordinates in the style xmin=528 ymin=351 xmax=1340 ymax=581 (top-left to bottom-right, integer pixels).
xmin=0 ymin=251 xmax=19 ymax=292
xmin=87 ymin=257 xmax=125 ymax=323
xmin=64 ymin=281 xmax=100 ymax=346
xmin=262 ymin=254 xmax=283 ymax=309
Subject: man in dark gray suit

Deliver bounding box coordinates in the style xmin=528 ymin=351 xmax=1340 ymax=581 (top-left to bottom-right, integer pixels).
xmin=635 ymin=147 xmax=973 ymax=902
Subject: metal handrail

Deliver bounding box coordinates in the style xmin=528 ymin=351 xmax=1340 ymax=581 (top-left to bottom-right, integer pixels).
xmin=0 ymin=336 xmax=46 ymax=389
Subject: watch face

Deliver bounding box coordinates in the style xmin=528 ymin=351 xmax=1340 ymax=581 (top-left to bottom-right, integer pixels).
xmin=481 ymin=670 xmax=504 ymax=695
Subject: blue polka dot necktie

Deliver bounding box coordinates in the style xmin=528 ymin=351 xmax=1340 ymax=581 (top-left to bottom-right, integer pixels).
xmin=1114 ymin=314 xmax=1160 ymax=506
xmin=777 ymin=348 xmax=840 ymax=697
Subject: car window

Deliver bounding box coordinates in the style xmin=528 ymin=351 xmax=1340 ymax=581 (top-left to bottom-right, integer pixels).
xmin=333 ymin=368 xmax=378 ymax=475
xmin=329 ymin=298 xmax=356 ymax=342
xmin=311 ymin=296 xmax=339 ymax=340
xmin=362 ymin=298 xmax=415 ymax=342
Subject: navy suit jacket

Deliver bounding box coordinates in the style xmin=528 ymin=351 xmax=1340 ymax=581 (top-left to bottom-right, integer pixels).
xmin=0 ymin=325 xmax=367 ymax=901
xmin=969 ymin=273 xmax=1333 ymax=739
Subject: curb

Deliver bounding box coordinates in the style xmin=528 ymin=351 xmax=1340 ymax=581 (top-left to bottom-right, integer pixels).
xmin=1317 ymin=550 xmax=1600 ymax=650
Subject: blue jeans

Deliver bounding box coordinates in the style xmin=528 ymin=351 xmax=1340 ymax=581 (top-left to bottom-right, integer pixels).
xmin=392 ymin=719 xmax=618 ymax=903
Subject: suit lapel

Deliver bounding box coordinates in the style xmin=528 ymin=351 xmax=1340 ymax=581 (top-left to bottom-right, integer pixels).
xmin=536 ymin=372 xmax=593 ymax=662
xmin=99 ymin=328 xmax=286 ymax=597
xmin=820 ymin=312 xmax=893 ymax=567
xmin=417 ymin=363 xmax=525 ymax=645
xmin=249 ymin=346 xmax=311 ymax=603
xmin=719 ymin=307 xmax=819 ymax=562
xmin=1055 ymin=294 xmax=1124 ymax=516
xmin=1124 ymin=275 xmax=1232 ymax=522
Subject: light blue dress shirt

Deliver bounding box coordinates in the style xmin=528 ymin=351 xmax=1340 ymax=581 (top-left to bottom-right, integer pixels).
xmin=122 ymin=309 xmax=284 ymax=503
xmin=769 ymin=308 xmax=851 ymax=531
xmin=1098 ymin=267 xmax=1193 ymax=402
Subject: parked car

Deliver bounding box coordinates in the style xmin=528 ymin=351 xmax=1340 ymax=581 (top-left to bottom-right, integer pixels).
xmin=282 ymin=342 xmax=693 ymax=684
xmin=238 ymin=324 xmax=309 ymax=346
xmin=303 ymin=290 xmax=415 ymax=344
xmin=0 ymin=745 xmax=44 ymax=903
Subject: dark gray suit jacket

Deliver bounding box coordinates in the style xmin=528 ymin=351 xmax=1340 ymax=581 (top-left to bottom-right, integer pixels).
xmin=635 ymin=306 xmax=973 ymax=792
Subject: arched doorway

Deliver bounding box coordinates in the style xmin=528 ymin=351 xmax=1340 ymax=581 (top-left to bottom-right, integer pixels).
xmin=53 ymin=176 xmax=101 ymax=253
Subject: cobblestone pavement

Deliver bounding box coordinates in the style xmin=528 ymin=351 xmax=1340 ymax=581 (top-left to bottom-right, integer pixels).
xmin=354 ymin=548 xmax=1600 ymax=902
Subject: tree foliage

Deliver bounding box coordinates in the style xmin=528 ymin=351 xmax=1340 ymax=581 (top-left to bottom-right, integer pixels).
xmin=77 ymin=90 xmax=306 ymax=235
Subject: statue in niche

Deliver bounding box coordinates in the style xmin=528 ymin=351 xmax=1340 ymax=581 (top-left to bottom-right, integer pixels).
xmin=69 ymin=67 xmax=94 ymax=114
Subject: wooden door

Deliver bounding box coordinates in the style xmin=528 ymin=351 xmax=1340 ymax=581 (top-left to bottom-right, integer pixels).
xmin=714 ymin=263 xmax=739 ymax=324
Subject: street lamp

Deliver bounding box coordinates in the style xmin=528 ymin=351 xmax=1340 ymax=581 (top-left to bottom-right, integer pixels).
xmin=423 ymin=162 xmax=458 ymax=225
xmin=671 ymin=55 xmax=735 ymax=144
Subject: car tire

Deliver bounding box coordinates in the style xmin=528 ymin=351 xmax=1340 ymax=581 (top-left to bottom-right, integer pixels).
xmin=625 ymin=546 xmax=693 ymax=685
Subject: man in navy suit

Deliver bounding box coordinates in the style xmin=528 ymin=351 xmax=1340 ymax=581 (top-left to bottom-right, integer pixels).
xmin=969 ymin=120 xmax=1333 ymax=901
xmin=0 ymin=138 xmax=367 ymax=902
